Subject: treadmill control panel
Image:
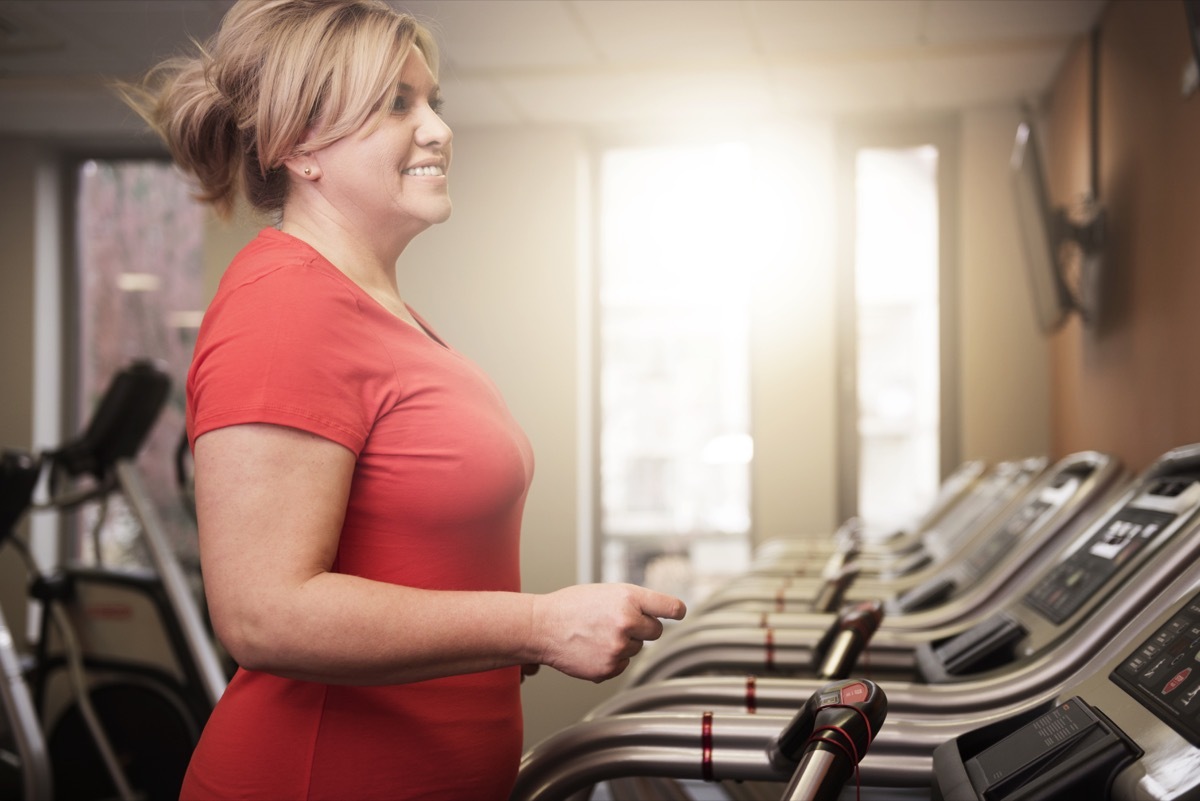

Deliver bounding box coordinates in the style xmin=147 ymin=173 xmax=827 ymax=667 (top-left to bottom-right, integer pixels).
xmin=962 ymin=499 xmax=1053 ymax=579
xmin=1022 ymin=478 xmax=1199 ymax=624
xmin=1111 ymin=591 xmax=1200 ymax=747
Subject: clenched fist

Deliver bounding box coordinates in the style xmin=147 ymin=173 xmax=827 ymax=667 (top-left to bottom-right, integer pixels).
xmin=530 ymin=583 xmax=687 ymax=683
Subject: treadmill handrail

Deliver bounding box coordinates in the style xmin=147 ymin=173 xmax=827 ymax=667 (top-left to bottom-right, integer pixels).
xmin=592 ymin=514 xmax=1200 ymax=721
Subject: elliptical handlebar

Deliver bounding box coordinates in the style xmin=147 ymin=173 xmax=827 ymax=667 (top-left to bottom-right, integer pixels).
xmin=0 ymin=359 xmax=174 ymax=516
xmin=48 ymin=359 xmax=171 ymax=482
xmin=0 ymin=450 xmax=42 ymax=544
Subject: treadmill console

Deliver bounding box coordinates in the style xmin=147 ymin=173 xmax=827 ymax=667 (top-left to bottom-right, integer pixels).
xmin=1110 ymin=591 xmax=1200 ymax=747
xmin=1022 ymin=478 xmax=1200 ymax=624
xmin=962 ymin=472 xmax=1083 ymax=580
xmin=962 ymin=498 xmax=1054 ymax=579
xmin=896 ymin=475 xmax=1081 ymax=616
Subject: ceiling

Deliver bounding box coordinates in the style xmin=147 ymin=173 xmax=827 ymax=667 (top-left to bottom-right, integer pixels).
xmin=0 ymin=0 xmax=1108 ymax=137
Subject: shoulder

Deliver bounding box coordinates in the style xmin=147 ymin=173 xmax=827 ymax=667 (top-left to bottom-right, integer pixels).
xmin=214 ymin=229 xmax=361 ymax=318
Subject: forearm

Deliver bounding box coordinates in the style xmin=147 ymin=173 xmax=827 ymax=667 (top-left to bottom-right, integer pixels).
xmin=214 ymin=571 xmax=538 ymax=685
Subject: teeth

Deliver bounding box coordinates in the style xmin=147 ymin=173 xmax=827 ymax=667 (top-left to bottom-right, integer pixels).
xmin=402 ymin=165 xmax=444 ymax=176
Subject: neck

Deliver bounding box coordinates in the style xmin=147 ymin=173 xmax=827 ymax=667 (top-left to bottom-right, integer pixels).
xmin=280 ymin=213 xmax=425 ymax=325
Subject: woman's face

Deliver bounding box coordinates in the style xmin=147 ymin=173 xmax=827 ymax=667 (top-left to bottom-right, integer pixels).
xmin=310 ymin=47 xmax=453 ymax=242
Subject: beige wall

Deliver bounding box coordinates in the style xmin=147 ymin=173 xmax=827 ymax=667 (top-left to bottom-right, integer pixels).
xmin=958 ymin=108 xmax=1053 ymax=462
xmin=748 ymin=123 xmax=842 ymax=546
xmin=0 ymin=139 xmax=39 ymax=449
xmin=0 ymin=138 xmax=41 ymax=648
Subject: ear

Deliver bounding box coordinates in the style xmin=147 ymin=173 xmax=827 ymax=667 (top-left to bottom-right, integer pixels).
xmin=283 ymin=126 xmax=322 ymax=180
xmin=282 ymin=155 xmax=320 ymax=181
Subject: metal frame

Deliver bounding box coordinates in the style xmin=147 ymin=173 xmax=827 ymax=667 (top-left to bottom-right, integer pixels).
xmin=0 ymin=604 xmax=52 ymax=801
xmin=115 ymin=460 xmax=225 ymax=709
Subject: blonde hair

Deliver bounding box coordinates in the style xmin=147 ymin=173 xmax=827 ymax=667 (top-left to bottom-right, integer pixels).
xmin=117 ymin=0 xmax=439 ymax=218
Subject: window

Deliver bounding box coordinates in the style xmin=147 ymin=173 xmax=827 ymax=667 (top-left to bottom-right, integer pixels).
xmin=72 ymin=158 xmax=205 ymax=567
xmin=855 ymin=146 xmax=941 ymax=530
xmin=596 ymin=143 xmax=755 ymax=605
xmin=837 ymin=124 xmax=959 ymax=535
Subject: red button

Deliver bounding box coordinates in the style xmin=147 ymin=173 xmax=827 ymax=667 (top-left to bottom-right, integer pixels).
xmin=841 ymin=682 xmax=869 ymax=704
xmin=1164 ymin=667 xmax=1192 ymax=695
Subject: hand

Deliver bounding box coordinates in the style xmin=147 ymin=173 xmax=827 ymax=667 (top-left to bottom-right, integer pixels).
xmin=531 ymin=583 xmax=687 ymax=683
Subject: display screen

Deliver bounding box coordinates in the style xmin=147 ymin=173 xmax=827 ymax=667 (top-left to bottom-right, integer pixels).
xmin=1022 ymin=507 xmax=1176 ymax=624
xmin=1111 ymin=592 xmax=1200 ymax=747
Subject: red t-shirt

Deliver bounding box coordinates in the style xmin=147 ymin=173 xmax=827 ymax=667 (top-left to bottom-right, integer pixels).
xmin=182 ymin=228 xmax=534 ymax=800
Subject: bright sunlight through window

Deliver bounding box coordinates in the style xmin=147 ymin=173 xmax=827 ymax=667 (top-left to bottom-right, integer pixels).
xmin=597 ymin=142 xmax=759 ymax=606
xmin=854 ymin=146 xmax=941 ymax=534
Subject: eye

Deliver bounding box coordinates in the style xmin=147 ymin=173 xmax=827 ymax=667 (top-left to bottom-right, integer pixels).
xmin=390 ymin=94 xmax=444 ymax=117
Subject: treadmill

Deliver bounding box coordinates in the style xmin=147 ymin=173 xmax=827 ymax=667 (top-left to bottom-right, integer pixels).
xmin=751 ymin=459 xmax=986 ymax=568
xmin=622 ymin=445 xmax=1200 ymax=688
xmin=741 ymin=458 xmax=1047 ymax=591
xmin=511 ymin=554 xmax=1200 ymax=801
xmin=512 ymin=447 xmax=1200 ymax=801
xmin=674 ymin=451 xmax=1125 ymax=633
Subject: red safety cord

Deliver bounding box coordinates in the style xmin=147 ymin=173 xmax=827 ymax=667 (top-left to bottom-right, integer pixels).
xmin=804 ymin=703 xmax=876 ymax=801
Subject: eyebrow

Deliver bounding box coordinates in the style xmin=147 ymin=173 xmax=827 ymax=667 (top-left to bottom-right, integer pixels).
xmin=397 ymin=82 xmax=441 ymax=97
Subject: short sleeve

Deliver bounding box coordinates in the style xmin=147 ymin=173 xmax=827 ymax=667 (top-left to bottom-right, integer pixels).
xmin=187 ymin=262 xmax=388 ymax=455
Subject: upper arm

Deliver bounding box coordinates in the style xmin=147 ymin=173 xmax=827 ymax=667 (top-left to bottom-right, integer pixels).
xmin=193 ymin=423 xmax=357 ymax=646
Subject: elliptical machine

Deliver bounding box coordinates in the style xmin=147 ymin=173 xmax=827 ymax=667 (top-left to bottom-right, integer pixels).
xmin=0 ymin=360 xmax=227 ymax=800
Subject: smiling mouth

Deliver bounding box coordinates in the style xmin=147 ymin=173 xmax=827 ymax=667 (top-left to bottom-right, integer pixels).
xmin=402 ymin=165 xmax=444 ymax=176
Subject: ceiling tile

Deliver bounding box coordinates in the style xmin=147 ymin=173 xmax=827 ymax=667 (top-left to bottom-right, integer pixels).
xmin=0 ymin=0 xmax=1126 ymax=134
xmin=747 ymin=0 xmax=925 ymax=59
xmin=0 ymin=0 xmax=228 ymax=77
xmin=500 ymin=66 xmax=774 ymax=126
xmin=570 ymin=0 xmax=761 ymax=64
xmin=923 ymin=0 xmax=1106 ymax=46
xmin=910 ymin=46 xmax=1068 ymax=109
xmin=771 ymin=61 xmax=916 ymax=115
xmin=400 ymin=0 xmax=600 ymax=71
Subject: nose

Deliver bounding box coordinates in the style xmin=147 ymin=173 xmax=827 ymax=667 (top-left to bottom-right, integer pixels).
xmin=416 ymin=103 xmax=452 ymax=150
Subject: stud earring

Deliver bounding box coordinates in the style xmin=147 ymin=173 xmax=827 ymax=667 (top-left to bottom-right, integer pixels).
xmin=304 ymin=167 xmax=312 ymax=176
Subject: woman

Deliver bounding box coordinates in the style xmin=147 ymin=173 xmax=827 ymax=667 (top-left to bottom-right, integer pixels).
xmin=120 ymin=2 xmax=686 ymax=798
